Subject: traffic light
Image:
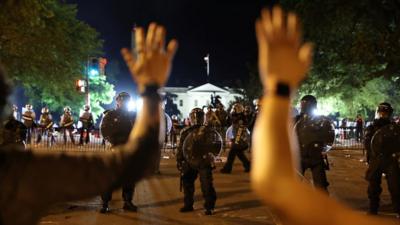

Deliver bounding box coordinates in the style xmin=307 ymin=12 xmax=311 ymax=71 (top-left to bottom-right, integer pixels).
xmin=99 ymin=57 xmax=107 ymax=75
xmin=75 ymin=79 xmax=87 ymax=93
xmin=88 ymin=57 xmax=107 ymax=77
xmin=88 ymin=58 xmax=99 ymax=78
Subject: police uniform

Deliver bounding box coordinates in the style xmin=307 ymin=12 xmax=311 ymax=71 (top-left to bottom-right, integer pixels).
xmin=36 ymin=107 xmax=55 ymax=145
xmin=22 ymin=104 xmax=36 ymax=144
xmin=1 ymin=114 xmax=27 ymax=149
xmin=99 ymin=92 xmax=137 ymax=213
xmin=364 ymin=102 xmax=400 ymax=216
xmin=294 ymin=95 xmax=333 ymax=191
xmin=176 ymin=108 xmax=217 ymax=215
xmin=79 ymin=105 xmax=94 ymax=145
xmin=60 ymin=107 xmax=75 ymax=145
xmin=220 ymin=103 xmax=251 ymax=173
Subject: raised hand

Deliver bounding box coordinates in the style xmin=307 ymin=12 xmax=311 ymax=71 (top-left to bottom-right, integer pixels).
xmin=121 ymin=23 xmax=178 ymax=92
xmin=256 ymin=6 xmax=313 ymax=90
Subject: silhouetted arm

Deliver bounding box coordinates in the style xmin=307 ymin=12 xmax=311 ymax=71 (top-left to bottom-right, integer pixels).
xmin=0 ymin=23 xmax=178 ymax=225
xmin=251 ymin=6 xmax=396 ymax=225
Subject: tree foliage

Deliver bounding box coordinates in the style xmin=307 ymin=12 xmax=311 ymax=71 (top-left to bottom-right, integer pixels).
xmin=86 ymin=75 xmax=116 ymax=122
xmin=0 ymin=0 xmax=114 ymax=121
xmin=276 ymin=0 xmax=400 ymax=119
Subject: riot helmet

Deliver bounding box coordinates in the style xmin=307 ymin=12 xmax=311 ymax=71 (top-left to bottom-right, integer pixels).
xmin=244 ymin=105 xmax=252 ymax=114
xmin=375 ymin=102 xmax=393 ymax=119
xmin=116 ymin=92 xmax=131 ymax=110
xmin=300 ymin=95 xmax=317 ymax=115
xmin=231 ymin=103 xmax=244 ymax=114
xmin=25 ymin=104 xmax=33 ymax=111
xmin=64 ymin=106 xmax=71 ymax=113
xmin=41 ymin=107 xmax=49 ymax=114
xmin=230 ymin=103 xmax=245 ymax=125
xmin=253 ymin=98 xmax=261 ymax=111
xmin=189 ymin=108 xmax=205 ymax=125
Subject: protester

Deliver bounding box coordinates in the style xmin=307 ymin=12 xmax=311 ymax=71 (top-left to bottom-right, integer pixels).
xmin=251 ymin=5 xmax=396 ymax=225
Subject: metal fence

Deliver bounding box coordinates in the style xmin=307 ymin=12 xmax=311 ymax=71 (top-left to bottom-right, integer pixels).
xmin=28 ymin=127 xmax=365 ymax=153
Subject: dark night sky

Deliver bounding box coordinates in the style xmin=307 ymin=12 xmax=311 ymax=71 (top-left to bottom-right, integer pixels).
xmin=66 ymin=0 xmax=275 ymax=91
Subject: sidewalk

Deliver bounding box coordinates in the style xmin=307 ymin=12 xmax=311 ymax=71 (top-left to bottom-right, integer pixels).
xmin=39 ymin=149 xmax=397 ymax=224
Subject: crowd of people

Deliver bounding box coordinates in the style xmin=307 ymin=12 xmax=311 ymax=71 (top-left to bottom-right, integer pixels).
xmin=0 ymin=5 xmax=399 ymax=225
xmin=3 ymin=103 xmax=95 ymax=148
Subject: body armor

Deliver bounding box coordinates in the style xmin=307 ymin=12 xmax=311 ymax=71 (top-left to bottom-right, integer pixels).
xmin=39 ymin=113 xmax=53 ymax=129
xmin=182 ymin=125 xmax=223 ymax=168
xmin=226 ymin=124 xmax=251 ymax=150
xmin=371 ymin=123 xmax=400 ymax=158
xmin=2 ymin=117 xmax=27 ymax=148
xmin=60 ymin=113 xmax=74 ymax=128
xmin=100 ymin=109 xmax=136 ymax=146
xmin=22 ymin=110 xmax=35 ymax=128
xmin=294 ymin=115 xmax=335 ymax=153
xmin=79 ymin=111 xmax=94 ymax=129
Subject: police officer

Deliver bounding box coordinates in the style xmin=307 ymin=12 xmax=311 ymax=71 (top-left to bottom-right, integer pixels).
xmin=36 ymin=106 xmax=55 ymax=146
xmin=2 ymin=106 xmax=27 ymax=149
xmin=220 ymin=103 xmax=251 ymax=173
xmin=100 ymin=92 xmax=137 ymax=213
xmin=60 ymin=106 xmax=75 ymax=145
xmin=294 ymin=95 xmax=331 ymax=191
xmin=22 ymin=104 xmax=36 ymax=144
xmin=364 ymin=102 xmax=400 ymax=216
xmin=176 ymin=108 xmax=217 ymax=215
xmin=79 ymin=105 xmax=94 ymax=145
xmin=12 ymin=104 xmax=20 ymax=121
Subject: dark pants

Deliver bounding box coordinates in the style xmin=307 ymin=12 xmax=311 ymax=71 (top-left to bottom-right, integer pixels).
xmin=301 ymin=159 xmax=329 ymax=191
xmin=63 ymin=127 xmax=75 ymax=144
xmin=366 ymin=158 xmax=400 ymax=214
xmin=26 ymin=127 xmax=33 ymax=144
xmin=36 ymin=128 xmax=55 ymax=145
xmin=222 ymin=146 xmax=250 ymax=172
xmin=79 ymin=128 xmax=91 ymax=145
xmin=182 ymin=166 xmax=216 ymax=210
xmin=101 ymin=183 xmax=135 ymax=204
xmin=355 ymin=128 xmax=363 ymax=142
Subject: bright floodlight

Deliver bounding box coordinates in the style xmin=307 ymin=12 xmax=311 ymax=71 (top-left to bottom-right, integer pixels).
xmin=128 ymin=100 xmax=136 ymax=112
xmin=127 ymin=98 xmax=143 ymax=112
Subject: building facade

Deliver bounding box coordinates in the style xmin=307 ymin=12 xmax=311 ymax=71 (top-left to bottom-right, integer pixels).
xmin=162 ymin=83 xmax=243 ymax=118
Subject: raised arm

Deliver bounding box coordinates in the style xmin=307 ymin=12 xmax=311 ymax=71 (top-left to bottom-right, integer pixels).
xmin=1 ymin=23 xmax=177 ymax=225
xmin=251 ymin=6 xmax=395 ymax=225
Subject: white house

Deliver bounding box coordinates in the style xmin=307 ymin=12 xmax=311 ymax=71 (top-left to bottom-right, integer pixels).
xmin=162 ymin=83 xmax=244 ymax=118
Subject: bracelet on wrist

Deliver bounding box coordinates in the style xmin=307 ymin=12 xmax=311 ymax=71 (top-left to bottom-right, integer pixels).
xmin=276 ymin=82 xmax=290 ymax=97
xmin=140 ymin=84 xmax=161 ymax=99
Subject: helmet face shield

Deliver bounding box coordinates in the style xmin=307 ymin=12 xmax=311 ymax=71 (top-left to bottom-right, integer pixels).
xmin=116 ymin=92 xmax=131 ymax=109
xmin=300 ymin=95 xmax=317 ymax=115
xmin=26 ymin=104 xmax=32 ymax=110
xmin=231 ymin=103 xmax=244 ymax=114
xmin=41 ymin=107 xmax=49 ymax=114
xmin=64 ymin=106 xmax=71 ymax=113
xmin=189 ymin=108 xmax=204 ymax=125
xmin=375 ymin=102 xmax=393 ymax=119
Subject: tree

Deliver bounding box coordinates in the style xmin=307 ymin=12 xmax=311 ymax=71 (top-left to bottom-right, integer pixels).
xmin=86 ymin=75 xmax=116 ymax=122
xmin=278 ymin=0 xmax=400 ymax=118
xmin=0 ymin=0 xmax=111 ymax=117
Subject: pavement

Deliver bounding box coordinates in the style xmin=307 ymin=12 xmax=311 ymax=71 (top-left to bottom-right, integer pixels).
xmin=39 ymin=148 xmax=398 ymax=224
